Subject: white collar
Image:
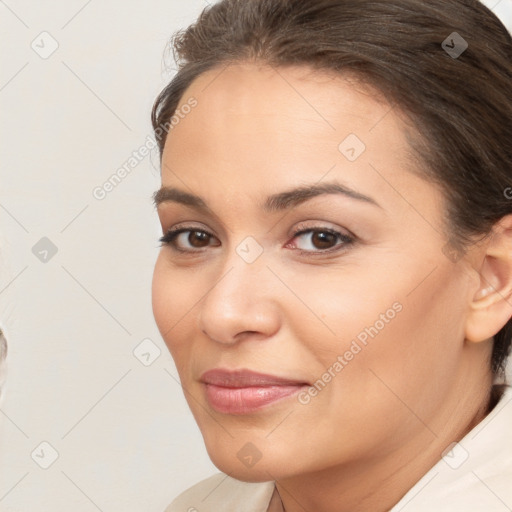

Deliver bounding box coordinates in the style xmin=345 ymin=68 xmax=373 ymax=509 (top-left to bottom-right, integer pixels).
xmin=390 ymin=385 xmax=512 ymax=511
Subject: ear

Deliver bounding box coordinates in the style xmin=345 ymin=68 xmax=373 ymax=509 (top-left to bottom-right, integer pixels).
xmin=465 ymin=214 xmax=512 ymax=343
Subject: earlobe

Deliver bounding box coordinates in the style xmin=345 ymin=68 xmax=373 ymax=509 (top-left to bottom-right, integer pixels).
xmin=465 ymin=215 xmax=512 ymax=343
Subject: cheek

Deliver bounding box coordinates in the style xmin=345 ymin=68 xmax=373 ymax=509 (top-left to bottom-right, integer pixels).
xmin=334 ymin=265 xmax=466 ymax=407
xmin=151 ymin=255 xmax=196 ymax=357
xmin=279 ymin=261 xmax=407 ymax=362
xmin=151 ymin=256 xmax=171 ymax=335
xmin=288 ymin=257 xmax=466 ymax=397
xmin=274 ymin=263 xmax=467 ymax=460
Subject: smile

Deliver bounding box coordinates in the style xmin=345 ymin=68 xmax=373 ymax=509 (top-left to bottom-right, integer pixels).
xmin=200 ymin=369 xmax=310 ymax=415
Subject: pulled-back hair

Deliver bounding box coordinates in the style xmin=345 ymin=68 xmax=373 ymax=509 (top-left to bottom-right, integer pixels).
xmin=151 ymin=0 xmax=512 ymax=374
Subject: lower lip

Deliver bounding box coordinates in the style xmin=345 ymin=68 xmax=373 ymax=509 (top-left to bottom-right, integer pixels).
xmin=204 ymin=383 xmax=306 ymax=414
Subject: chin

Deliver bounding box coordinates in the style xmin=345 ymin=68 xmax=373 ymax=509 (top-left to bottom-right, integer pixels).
xmin=204 ymin=443 xmax=290 ymax=483
xmin=212 ymin=459 xmax=278 ymax=483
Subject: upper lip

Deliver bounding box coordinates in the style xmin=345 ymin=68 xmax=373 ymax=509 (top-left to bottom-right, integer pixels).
xmin=200 ymin=369 xmax=309 ymax=388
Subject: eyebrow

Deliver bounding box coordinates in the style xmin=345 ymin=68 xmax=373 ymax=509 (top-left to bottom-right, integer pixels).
xmin=152 ymin=181 xmax=382 ymax=213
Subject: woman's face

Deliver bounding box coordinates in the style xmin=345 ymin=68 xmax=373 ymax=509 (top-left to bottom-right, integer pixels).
xmin=152 ymin=63 xmax=485 ymax=481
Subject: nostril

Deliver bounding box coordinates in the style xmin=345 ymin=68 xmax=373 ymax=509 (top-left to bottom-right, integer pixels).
xmin=202 ymin=329 xmax=262 ymax=344
xmin=202 ymin=329 xmax=223 ymax=344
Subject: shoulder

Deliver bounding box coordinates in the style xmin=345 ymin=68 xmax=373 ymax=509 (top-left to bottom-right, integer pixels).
xmin=164 ymin=472 xmax=276 ymax=512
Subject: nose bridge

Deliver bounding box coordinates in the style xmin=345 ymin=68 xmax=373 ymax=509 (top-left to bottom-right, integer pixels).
xmin=211 ymin=233 xmax=270 ymax=298
xmin=198 ymin=240 xmax=280 ymax=344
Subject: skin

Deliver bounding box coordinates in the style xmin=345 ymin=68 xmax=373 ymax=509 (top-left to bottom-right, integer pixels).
xmin=152 ymin=62 xmax=512 ymax=512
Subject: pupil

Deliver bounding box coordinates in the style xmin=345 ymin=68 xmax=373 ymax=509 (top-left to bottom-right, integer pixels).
xmin=313 ymin=232 xmax=335 ymax=249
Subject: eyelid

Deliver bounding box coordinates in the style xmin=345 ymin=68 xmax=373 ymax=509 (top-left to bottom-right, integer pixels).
xmin=292 ymin=221 xmax=354 ymax=239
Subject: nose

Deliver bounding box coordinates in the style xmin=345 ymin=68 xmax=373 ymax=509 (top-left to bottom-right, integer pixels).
xmin=197 ymin=255 xmax=281 ymax=345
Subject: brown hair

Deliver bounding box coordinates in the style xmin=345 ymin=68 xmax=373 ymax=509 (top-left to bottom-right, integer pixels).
xmin=151 ymin=0 xmax=512 ymax=374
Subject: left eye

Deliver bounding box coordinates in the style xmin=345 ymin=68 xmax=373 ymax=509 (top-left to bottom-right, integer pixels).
xmin=290 ymin=228 xmax=354 ymax=253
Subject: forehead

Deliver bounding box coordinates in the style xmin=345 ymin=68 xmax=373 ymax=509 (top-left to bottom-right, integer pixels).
xmin=164 ymin=62 xmax=408 ymax=169
xmin=160 ymin=62 xmax=442 ymax=225
xmin=171 ymin=62 xmax=394 ymax=139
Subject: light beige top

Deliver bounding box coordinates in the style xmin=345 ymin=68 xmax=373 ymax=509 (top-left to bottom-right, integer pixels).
xmin=165 ymin=386 xmax=512 ymax=511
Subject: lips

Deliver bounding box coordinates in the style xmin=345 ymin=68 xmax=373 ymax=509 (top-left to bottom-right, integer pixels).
xmin=200 ymin=369 xmax=309 ymax=414
xmin=201 ymin=369 xmax=309 ymax=387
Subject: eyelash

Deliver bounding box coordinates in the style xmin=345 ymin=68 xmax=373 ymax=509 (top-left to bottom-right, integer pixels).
xmin=159 ymin=224 xmax=355 ymax=257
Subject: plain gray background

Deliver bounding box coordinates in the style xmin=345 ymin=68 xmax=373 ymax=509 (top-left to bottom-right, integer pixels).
xmin=0 ymin=1 xmax=511 ymax=511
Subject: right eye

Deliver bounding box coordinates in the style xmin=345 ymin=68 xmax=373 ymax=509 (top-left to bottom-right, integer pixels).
xmin=159 ymin=227 xmax=220 ymax=253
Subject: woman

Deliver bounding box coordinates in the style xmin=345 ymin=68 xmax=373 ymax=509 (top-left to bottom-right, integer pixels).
xmin=151 ymin=0 xmax=512 ymax=510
